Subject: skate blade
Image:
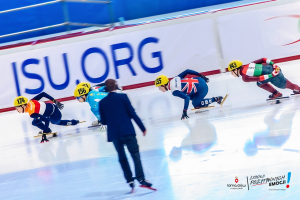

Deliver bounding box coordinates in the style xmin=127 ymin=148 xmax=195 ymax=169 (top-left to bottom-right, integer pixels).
xmin=266 ymin=96 xmax=290 ymax=102
xmin=291 ymin=94 xmax=300 ymax=97
xmin=34 ymin=132 xmax=58 ymax=138
xmin=139 ymin=185 xmax=157 ymax=191
xmin=191 ymin=106 xmax=215 ymax=111
xmin=88 ymin=124 xmax=102 ymax=129
xmin=220 ymin=94 xmax=229 ymax=107
xmin=65 ymin=121 xmax=86 ymax=127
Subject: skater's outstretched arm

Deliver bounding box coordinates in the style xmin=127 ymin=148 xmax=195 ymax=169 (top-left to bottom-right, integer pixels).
xmin=251 ymin=57 xmax=274 ymax=65
xmin=32 ymin=92 xmax=54 ymax=101
xmin=124 ymin=94 xmax=146 ymax=132
xmin=172 ymin=91 xmax=190 ymax=111
xmin=30 ymin=113 xmax=50 ymax=133
xmin=242 ymin=74 xmax=273 ymax=82
xmin=178 ymin=69 xmax=209 ymax=82
xmin=241 ymin=69 xmax=279 ymax=82
xmin=32 ymin=92 xmax=64 ymax=110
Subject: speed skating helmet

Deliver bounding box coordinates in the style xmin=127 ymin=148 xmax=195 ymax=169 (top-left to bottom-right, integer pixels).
xmin=74 ymin=85 xmax=89 ymax=97
xmin=14 ymin=96 xmax=28 ymax=107
xmin=77 ymin=82 xmax=91 ymax=89
xmin=228 ymin=60 xmax=243 ymax=71
xmin=155 ymin=75 xmax=169 ymax=87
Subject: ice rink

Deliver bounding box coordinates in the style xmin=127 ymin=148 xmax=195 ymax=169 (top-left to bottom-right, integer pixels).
xmin=1 ymin=60 xmax=300 ymax=200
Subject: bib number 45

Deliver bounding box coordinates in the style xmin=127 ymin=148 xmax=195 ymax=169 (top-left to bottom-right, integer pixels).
xmin=155 ymin=78 xmax=161 ymax=85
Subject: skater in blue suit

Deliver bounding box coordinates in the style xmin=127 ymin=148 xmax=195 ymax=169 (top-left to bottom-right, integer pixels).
xmin=155 ymin=70 xmax=224 ymax=120
xmin=74 ymin=83 xmax=108 ymax=129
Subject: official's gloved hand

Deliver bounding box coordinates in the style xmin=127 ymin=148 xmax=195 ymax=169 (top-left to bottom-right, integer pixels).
xmin=181 ymin=110 xmax=189 ymax=120
xmin=54 ymin=99 xmax=64 ymax=110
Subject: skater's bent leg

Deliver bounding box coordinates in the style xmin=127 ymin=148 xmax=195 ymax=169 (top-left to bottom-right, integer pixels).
xmin=32 ymin=119 xmax=51 ymax=132
xmin=192 ymin=78 xmax=209 ymax=108
xmin=257 ymin=83 xmax=276 ymax=93
xmin=285 ymin=80 xmax=300 ymax=91
xmin=113 ymin=138 xmax=134 ymax=183
xmin=55 ymin=119 xmax=78 ymax=126
xmin=124 ymin=135 xmax=145 ymax=181
xmin=269 ymin=71 xmax=287 ymax=89
xmin=192 ymin=98 xmax=215 ymax=108
xmin=49 ymin=106 xmax=78 ymax=126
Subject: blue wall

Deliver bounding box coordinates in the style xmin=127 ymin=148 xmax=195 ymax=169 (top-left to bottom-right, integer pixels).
xmin=0 ymin=0 xmax=241 ymax=44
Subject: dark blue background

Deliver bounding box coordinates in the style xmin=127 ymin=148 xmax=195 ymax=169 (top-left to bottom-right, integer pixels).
xmin=0 ymin=0 xmax=240 ymax=43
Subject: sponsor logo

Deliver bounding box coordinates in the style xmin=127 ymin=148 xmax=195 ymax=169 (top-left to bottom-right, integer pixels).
xmin=227 ymin=172 xmax=291 ymax=191
xmin=249 ymin=174 xmax=286 ymax=187
xmin=227 ymin=177 xmax=247 ymax=189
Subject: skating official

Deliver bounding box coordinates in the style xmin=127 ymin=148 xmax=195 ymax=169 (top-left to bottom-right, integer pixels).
xmin=99 ymin=79 xmax=153 ymax=189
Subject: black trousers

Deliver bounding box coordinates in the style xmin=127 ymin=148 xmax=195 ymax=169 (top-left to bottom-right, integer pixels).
xmin=112 ymin=135 xmax=145 ymax=183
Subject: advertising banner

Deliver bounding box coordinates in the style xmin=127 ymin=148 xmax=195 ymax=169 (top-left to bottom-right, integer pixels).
xmin=0 ymin=19 xmax=220 ymax=109
xmin=217 ymin=1 xmax=300 ymax=65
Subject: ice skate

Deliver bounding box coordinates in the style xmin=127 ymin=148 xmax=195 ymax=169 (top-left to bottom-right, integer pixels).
xmin=267 ymin=91 xmax=289 ymax=104
xmin=34 ymin=129 xmax=57 ymax=138
xmin=41 ymin=129 xmax=56 ymax=137
xmin=214 ymin=96 xmax=223 ymax=105
xmin=139 ymin=180 xmax=157 ymax=191
xmin=129 ymin=181 xmax=135 ymax=193
xmin=65 ymin=120 xmax=85 ymax=126
xmin=91 ymin=120 xmax=100 ymax=126
xmin=88 ymin=120 xmax=106 ymax=130
xmin=40 ymin=133 xmax=50 ymax=143
xmin=268 ymin=91 xmax=282 ymax=100
xmin=291 ymin=90 xmax=300 ymax=97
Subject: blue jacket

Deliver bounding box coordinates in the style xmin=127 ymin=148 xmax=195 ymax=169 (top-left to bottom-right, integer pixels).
xmin=99 ymin=92 xmax=145 ymax=142
xmin=86 ymin=90 xmax=108 ymax=121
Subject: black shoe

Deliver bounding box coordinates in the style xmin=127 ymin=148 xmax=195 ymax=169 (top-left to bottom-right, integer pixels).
xmin=139 ymin=180 xmax=152 ymax=187
xmin=129 ymin=181 xmax=135 ymax=188
xmin=214 ymin=96 xmax=223 ymax=104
